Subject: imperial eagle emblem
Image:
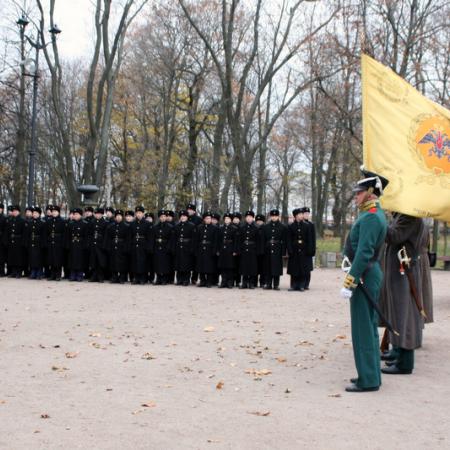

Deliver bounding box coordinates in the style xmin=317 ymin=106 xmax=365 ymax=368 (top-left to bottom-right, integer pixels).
xmin=418 ymin=130 xmax=450 ymax=161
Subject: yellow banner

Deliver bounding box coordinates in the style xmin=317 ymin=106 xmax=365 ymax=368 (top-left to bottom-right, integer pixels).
xmin=362 ymin=54 xmax=450 ymax=222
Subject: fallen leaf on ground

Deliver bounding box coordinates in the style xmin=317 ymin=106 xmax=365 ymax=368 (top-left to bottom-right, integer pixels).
xmin=141 ymin=352 xmax=156 ymax=360
xmin=89 ymin=342 xmax=101 ymax=348
xmin=245 ymin=368 xmax=272 ymax=376
xmin=204 ymin=326 xmax=215 ymax=332
xmin=40 ymin=414 xmax=50 ymax=419
xmin=277 ymin=357 xmax=287 ymax=363
xmin=89 ymin=332 xmax=101 ymax=337
xmin=141 ymin=401 xmax=157 ymax=408
xmin=247 ymin=411 xmax=270 ymax=416
xmin=0 ymin=400 xmax=6 ymax=404
xmin=333 ymin=335 xmax=347 ymax=341
xmin=216 ymin=381 xmax=224 ymax=390
xmin=297 ymin=340 xmax=314 ymax=346
xmin=65 ymin=352 xmax=79 ymax=359
xmin=51 ymin=365 xmax=69 ymax=372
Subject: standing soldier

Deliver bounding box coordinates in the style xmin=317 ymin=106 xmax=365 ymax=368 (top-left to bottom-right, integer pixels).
xmin=86 ymin=207 xmax=108 ymax=282
xmin=24 ymin=206 xmax=33 ymax=221
xmin=380 ymin=213 xmax=425 ymax=376
xmin=187 ymin=203 xmax=201 ymax=285
xmin=195 ymin=211 xmax=218 ymax=287
xmin=4 ymin=205 xmax=26 ymax=278
xmin=217 ymin=212 xmax=238 ymax=288
xmin=24 ymin=206 xmax=46 ymax=279
xmin=255 ymin=213 xmax=266 ymax=287
xmin=187 ymin=203 xmax=202 ymax=226
xmin=302 ymin=207 xmax=316 ymax=290
xmin=145 ymin=212 xmax=155 ymax=283
xmin=104 ymin=209 xmax=131 ymax=284
xmin=287 ymin=209 xmax=310 ymax=291
xmin=166 ymin=210 xmax=176 ymax=283
xmin=42 ymin=205 xmax=53 ymax=278
xmin=232 ymin=212 xmax=242 ymax=286
xmin=130 ymin=206 xmax=152 ymax=284
xmin=45 ymin=205 xmax=66 ymax=281
xmin=105 ymin=207 xmax=115 ymax=223
xmin=173 ymin=210 xmax=196 ymax=286
xmin=0 ymin=203 xmax=6 ymax=276
xmin=262 ymin=209 xmax=287 ymax=290
xmin=65 ymin=208 xmax=88 ymax=282
xmin=341 ymin=172 xmax=388 ymax=393
xmin=152 ymin=210 xmax=174 ymax=285
xmin=236 ymin=211 xmax=263 ymax=289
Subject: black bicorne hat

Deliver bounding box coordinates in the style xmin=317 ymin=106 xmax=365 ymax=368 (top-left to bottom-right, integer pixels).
xmin=354 ymin=167 xmax=389 ymax=197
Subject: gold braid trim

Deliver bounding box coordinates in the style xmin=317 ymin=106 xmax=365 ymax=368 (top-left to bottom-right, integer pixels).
xmin=359 ymin=199 xmax=378 ymax=212
xmin=343 ymin=274 xmax=357 ymax=289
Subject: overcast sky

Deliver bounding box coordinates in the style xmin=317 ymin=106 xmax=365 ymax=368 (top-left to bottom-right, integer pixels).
xmin=1 ymin=0 xmax=96 ymax=61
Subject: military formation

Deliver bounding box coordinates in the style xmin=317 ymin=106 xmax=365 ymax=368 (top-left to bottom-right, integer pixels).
xmin=0 ymin=203 xmax=316 ymax=289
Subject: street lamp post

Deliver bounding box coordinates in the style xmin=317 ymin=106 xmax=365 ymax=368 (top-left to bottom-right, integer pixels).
xmin=18 ymin=16 xmax=61 ymax=207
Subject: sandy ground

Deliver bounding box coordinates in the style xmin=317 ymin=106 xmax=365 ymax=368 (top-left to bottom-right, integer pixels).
xmin=0 ymin=269 xmax=449 ymax=450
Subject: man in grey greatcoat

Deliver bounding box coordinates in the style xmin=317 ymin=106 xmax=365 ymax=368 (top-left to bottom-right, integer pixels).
xmin=381 ymin=213 xmax=425 ymax=375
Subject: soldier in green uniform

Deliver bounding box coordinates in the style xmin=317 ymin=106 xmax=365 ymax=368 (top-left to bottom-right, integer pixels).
xmin=341 ymin=171 xmax=388 ymax=393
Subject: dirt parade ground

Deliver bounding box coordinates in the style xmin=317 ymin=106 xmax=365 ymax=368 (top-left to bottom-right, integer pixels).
xmin=0 ymin=269 xmax=449 ymax=450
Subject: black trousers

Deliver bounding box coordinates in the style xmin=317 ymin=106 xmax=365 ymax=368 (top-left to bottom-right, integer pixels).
xmin=199 ymin=273 xmax=215 ymax=286
xmin=304 ymin=271 xmax=311 ymax=288
xmin=290 ymin=275 xmax=305 ymax=290
xmin=177 ymin=271 xmax=191 ymax=284
xmin=265 ymin=276 xmax=280 ymax=288
xmin=220 ymin=269 xmax=234 ymax=286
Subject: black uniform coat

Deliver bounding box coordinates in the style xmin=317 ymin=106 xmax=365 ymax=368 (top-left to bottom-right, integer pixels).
xmin=236 ymin=222 xmax=264 ymax=276
xmin=0 ymin=214 xmax=6 ymax=265
xmin=304 ymin=219 xmax=316 ymax=271
xmin=130 ymin=218 xmax=152 ymax=274
xmin=64 ymin=219 xmax=88 ymax=272
xmin=287 ymin=220 xmax=312 ymax=277
xmin=45 ymin=216 xmax=67 ymax=268
xmin=195 ymin=223 xmax=218 ymax=274
xmin=86 ymin=218 xmax=108 ymax=269
xmin=173 ymin=220 xmax=196 ymax=272
xmin=24 ymin=218 xmax=46 ymax=268
xmin=217 ymin=224 xmax=238 ymax=270
xmin=3 ymin=216 xmax=26 ymax=267
xmin=104 ymin=221 xmax=131 ymax=272
xmin=152 ymin=222 xmax=174 ymax=275
xmin=262 ymin=221 xmax=287 ymax=276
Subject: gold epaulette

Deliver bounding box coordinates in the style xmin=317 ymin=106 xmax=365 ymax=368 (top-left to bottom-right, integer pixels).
xmin=359 ymin=200 xmax=378 ymax=212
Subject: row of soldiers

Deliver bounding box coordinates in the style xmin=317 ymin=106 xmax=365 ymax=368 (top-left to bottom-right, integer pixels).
xmin=0 ymin=203 xmax=316 ymax=289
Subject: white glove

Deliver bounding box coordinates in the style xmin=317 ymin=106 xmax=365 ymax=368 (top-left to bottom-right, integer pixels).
xmin=340 ymin=287 xmax=353 ymax=299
